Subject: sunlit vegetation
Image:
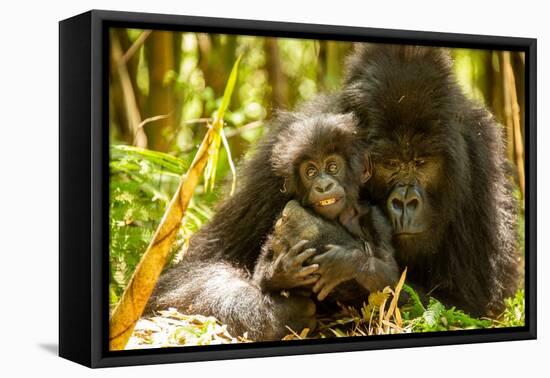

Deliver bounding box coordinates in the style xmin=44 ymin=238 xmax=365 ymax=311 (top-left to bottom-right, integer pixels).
xmin=109 ymin=28 xmax=526 ymax=346
xmin=127 ymin=272 xmax=525 ymax=348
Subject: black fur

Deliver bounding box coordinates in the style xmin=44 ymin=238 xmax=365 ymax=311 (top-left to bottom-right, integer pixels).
xmin=147 ymin=44 xmax=520 ymax=340
xmin=257 ymin=113 xmax=398 ymax=304
xmin=340 ymin=44 xmax=519 ymax=316
xmin=270 ymin=112 xmax=366 ymax=205
xmin=146 ymin=109 xmax=324 ymax=340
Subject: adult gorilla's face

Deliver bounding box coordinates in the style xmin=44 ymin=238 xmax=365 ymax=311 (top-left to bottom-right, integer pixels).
xmin=367 ymin=116 xmax=450 ymax=257
xmin=341 ymin=44 xmax=468 ymax=258
xmin=372 ymin=138 xmax=443 ymax=236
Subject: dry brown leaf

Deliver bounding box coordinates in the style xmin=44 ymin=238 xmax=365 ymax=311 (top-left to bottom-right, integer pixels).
xmin=384 ymin=268 xmax=408 ymax=323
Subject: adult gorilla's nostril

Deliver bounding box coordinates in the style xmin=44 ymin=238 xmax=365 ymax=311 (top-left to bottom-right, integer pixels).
xmin=392 ymin=198 xmax=403 ymax=211
xmin=387 ymin=184 xmax=424 ymax=232
xmin=325 ymin=182 xmax=334 ymax=192
xmin=406 ymin=198 xmax=419 ymax=211
xmin=387 ymin=186 xmax=406 ymax=218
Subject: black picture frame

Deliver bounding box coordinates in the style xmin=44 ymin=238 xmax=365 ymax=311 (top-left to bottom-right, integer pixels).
xmin=59 ymin=9 xmax=537 ymax=368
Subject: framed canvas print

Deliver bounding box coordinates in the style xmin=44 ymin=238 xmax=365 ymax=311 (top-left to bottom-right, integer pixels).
xmin=59 ymin=10 xmax=536 ymax=368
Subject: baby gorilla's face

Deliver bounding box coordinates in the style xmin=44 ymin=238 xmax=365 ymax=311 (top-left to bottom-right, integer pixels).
xmin=299 ymin=154 xmax=347 ymax=220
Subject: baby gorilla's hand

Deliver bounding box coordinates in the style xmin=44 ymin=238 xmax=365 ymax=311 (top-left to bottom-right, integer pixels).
xmin=310 ymin=244 xmax=366 ymax=301
xmin=268 ymin=240 xmax=320 ymax=290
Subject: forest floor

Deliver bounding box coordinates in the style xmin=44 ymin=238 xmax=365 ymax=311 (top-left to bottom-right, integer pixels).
xmin=126 ymin=274 xmax=524 ymax=349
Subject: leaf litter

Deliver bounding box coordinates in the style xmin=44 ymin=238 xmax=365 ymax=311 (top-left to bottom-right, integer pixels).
xmin=128 ymin=269 xmax=523 ymax=348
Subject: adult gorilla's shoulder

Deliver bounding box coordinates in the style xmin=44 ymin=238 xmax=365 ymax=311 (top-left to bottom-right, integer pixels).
xmin=340 ymin=43 xmax=520 ymax=316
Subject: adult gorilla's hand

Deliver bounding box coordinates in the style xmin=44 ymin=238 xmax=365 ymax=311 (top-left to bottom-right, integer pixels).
xmin=311 ymin=245 xmax=366 ymax=301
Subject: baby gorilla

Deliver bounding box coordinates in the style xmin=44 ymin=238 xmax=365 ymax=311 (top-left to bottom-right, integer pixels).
xmin=253 ymin=113 xmax=399 ymax=303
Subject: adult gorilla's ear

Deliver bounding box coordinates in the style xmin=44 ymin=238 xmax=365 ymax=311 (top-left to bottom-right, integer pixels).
xmin=361 ymin=151 xmax=372 ymax=183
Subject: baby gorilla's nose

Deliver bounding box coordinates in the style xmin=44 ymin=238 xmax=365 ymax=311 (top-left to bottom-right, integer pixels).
xmin=314 ymin=180 xmax=334 ymax=193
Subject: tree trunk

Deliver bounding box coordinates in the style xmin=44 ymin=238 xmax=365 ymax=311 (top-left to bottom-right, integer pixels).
xmin=144 ymin=31 xmax=180 ymax=152
xmin=265 ymin=37 xmax=289 ymax=113
xmin=109 ymin=29 xmax=143 ymax=144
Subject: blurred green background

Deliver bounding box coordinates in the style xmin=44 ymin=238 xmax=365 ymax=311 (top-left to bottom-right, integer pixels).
xmin=108 ymin=29 xmax=525 ymax=315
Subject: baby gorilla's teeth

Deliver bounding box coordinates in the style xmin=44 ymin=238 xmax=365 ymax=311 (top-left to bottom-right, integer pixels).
xmin=319 ymin=198 xmax=337 ymax=206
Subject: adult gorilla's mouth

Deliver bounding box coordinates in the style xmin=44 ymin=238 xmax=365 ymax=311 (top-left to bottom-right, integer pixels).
xmin=395 ymin=231 xmax=424 ymax=238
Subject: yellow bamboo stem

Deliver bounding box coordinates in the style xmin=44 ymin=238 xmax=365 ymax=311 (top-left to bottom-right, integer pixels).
xmin=109 ymin=127 xmax=216 ymax=351
xmin=501 ymin=51 xmax=525 ymax=200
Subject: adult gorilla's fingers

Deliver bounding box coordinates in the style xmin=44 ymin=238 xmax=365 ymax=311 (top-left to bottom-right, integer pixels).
xmin=295 ymin=248 xmax=316 ymax=265
xmin=297 ymin=264 xmax=319 ymax=277
xmin=288 ymin=240 xmax=309 ymax=257
xmin=312 ymin=278 xmax=324 ymax=294
xmin=310 ymin=253 xmax=327 ymax=265
xmin=317 ymin=282 xmax=338 ymax=301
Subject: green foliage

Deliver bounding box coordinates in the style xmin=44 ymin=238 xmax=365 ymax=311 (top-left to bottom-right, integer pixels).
xmin=398 ymin=276 xmax=525 ymax=333
xmin=402 ymin=284 xmax=425 ymax=317
xmin=422 ymin=299 xmax=445 ymax=328
xmin=497 ymin=289 xmax=525 ymax=327
xmin=453 ymin=49 xmax=492 ymax=105
xmin=204 ymin=54 xmax=242 ymax=194
xmin=109 ymin=52 xmax=249 ymax=307
xmin=401 ymin=285 xmax=492 ymax=332
xmin=109 ymin=145 xmax=218 ymax=303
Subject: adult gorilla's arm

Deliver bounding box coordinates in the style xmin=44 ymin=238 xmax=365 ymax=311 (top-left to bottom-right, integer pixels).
xmin=355 ymin=206 xmax=400 ymax=292
xmin=146 ymin=95 xmax=339 ymax=340
xmin=255 ymin=200 xmax=398 ymax=303
xmin=310 ymin=206 xmax=399 ymax=301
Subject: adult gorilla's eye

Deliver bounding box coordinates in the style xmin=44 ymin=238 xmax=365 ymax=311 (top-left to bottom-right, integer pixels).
xmin=306 ymin=166 xmax=318 ymax=178
xmin=326 ymin=161 xmax=338 ymax=174
xmin=414 ymin=159 xmax=426 ymax=167
xmin=383 ymin=160 xmax=400 ymax=169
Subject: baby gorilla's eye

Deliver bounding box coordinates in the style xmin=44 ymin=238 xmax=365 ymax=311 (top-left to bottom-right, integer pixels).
xmin=306 ymin=166 xmax=318 ymax=178
xmin=326 ymin=161 xmax=338 ymax=174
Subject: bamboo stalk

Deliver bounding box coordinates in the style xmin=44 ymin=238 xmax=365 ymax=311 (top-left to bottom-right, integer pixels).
xmin=109 ymin=127 xmax=216 ymax=351
xmin=109 ymin=54 xmax=243 ymax=351
xmin=501 ymin=51 xmax=525 ymax=200
xmin=111 ymin=34 xmax=148 ymax=148
xmin=120 ymin=30 xmax=152 ymax=65
xmin=497 ymin=52 xmax=515 ymax=164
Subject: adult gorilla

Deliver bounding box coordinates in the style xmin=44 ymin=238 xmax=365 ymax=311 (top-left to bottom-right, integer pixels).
xmin=147 ymin=44 xmax=520 ymax=339
xmin=340 ymin=45 xmax=519 ymax=316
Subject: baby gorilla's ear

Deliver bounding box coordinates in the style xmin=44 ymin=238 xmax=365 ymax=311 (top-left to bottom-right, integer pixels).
xmin=361 ymin=151 xmax=372 ymax=183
